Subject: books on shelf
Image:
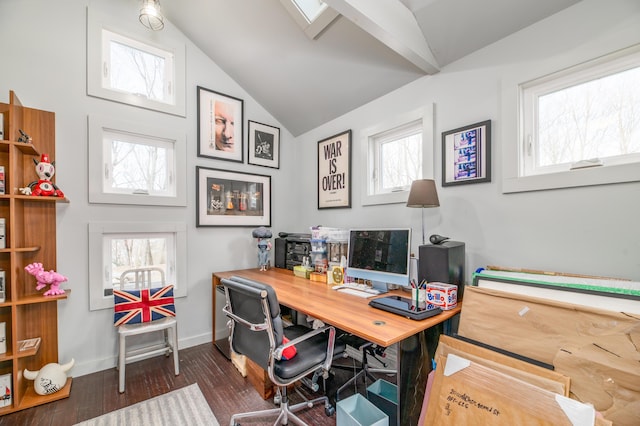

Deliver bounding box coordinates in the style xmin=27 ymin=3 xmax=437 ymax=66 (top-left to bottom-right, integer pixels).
xmin=18 ymin=337 xmax=41 ymax=352
xmin=0 ymin=269 xmax=4 ymax=302
xmin=0 ymin=373 xmax=11 ymax=407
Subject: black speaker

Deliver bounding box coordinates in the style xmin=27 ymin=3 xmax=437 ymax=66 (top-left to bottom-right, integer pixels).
xmin=418 ymin=241 xmax=465 ymax=300
xmin=274 ymin=238 xmax=287 ymax=269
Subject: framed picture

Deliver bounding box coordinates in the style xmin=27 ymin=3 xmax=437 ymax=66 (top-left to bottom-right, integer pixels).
xmin=248 ymin=120 xmax=280 ymax=169
xmin=196 ymin=166 xmax=271 ymax=227
xmin=442 ymin=120 xmax=491 ymax=186
xmin=197 ymin=86 xmax=244 ymax=163
xmin=317 ymin=129 xmax=351 ymax=209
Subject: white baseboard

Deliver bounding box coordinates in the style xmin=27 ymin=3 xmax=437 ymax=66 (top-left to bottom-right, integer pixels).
xmin=71 ymin=332 xmax=214 ymax=378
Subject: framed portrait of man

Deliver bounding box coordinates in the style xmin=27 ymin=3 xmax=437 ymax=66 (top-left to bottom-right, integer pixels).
xmin=197 ymin=86 xmax=244 ymax=163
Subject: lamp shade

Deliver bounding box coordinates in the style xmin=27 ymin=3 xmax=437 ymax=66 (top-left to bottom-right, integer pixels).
xmin=406 ymin=179 xmax=440 ymax=208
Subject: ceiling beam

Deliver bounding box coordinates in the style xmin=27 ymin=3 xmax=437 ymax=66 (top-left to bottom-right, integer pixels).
xmin=324 ymin=0 xmax=440 ymax=74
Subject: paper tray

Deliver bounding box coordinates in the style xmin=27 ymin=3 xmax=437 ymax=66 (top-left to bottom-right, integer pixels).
xmin=369 ymin=295 xmax=442 ymax=320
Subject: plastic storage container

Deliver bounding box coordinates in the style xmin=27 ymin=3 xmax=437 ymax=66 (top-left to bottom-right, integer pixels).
xmin=336 ymin=393 xmax=389 ymax=426
xmin=366 ymin=379 xmax=398 ymax=423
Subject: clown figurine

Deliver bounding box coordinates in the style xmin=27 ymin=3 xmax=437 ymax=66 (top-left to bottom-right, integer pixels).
xmin=252 ymin=226 xmax=273 ymax=271
xmin=19 ymin=153 xmax=64 ymax=197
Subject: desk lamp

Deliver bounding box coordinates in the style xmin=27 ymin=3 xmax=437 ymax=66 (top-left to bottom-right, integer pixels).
xmin=406 ymin=179 xmax=440 ymax=245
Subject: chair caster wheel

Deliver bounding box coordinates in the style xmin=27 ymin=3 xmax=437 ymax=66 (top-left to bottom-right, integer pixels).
xmin=325 ymin=405 xmax=335 ymax=416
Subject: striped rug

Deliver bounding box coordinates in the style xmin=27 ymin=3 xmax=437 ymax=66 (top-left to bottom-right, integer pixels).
xmin=74 ymin=383 xmax=219 ymax=426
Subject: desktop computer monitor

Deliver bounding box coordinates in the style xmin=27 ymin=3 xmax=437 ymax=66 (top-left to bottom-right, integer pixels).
xmin=345 ymin=228 xmax=411 ymax=291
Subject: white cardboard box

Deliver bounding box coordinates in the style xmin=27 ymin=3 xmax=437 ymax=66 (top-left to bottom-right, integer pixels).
xmin=0 ymin=322 xmax=5 ymax=354
xmin=0 ymin=373 xmax=11 ymax=407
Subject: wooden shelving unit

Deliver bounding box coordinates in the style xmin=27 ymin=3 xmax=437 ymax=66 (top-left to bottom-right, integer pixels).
xmin=0 ymin=90 xmax=70 ymax=414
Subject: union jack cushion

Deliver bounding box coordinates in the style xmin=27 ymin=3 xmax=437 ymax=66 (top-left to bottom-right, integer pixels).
xmin=114 ymin=285 xmax=176 ymax=326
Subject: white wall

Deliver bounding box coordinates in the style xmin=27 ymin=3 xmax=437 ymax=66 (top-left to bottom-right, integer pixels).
xmin=291 ymin=0 xmax=640 ymax=281
xmin=1 ymin=0 xmax=638 ymax=378
xmin=0 ymin=0 xmax=297 ymax=376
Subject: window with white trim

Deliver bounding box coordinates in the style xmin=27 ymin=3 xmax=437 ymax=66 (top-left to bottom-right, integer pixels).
xmin=102 ymin=29 xmax=174 ymax=105
xmin=87 ymin=6 xmax=186 ymax=116
xmin=370 ymin=120 xmax=423 ymax=196
xmin=506 ymin=45 xmax=640 ymax=193
xmin=88 ymin=114 xmax=186 ymax=206
xmin=89 ymin=222 xmax=187 ymax=311
xmin=361 ymin=105 xmax=433 ymax=206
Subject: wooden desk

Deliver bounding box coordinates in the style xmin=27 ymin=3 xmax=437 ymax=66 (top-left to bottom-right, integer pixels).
xmin=212 ymin=268 xmax=461 ymax=426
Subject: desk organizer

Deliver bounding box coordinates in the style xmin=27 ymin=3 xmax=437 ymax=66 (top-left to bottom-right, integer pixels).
xmin=337 ymin=393 xmax=388 ymax=426
xmin=366 ymin=379 xmax=398 ymax=422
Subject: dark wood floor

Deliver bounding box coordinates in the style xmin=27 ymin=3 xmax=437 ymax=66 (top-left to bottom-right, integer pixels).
xmin=0 ymin=342 xmax=382 ymax=426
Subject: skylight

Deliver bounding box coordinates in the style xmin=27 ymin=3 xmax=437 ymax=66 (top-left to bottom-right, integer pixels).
xmin=280 ymin=0 xmax=340 ymax=39
xmin=293 ymin=0 xmax=328 ymax=23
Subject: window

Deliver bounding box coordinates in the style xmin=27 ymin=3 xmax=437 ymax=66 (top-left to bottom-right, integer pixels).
xmin=88 ymin=114 xmax=186 ymax=206
xmin=89 ymin=222 xmax=187 ymax=311
xmin=504 ymin=45 xmax=640 ymax=193
xmin=279 ymin=0 xmax=340 ymax=39
xmin=102 ymin=29 xmax=174 ymax=105
xmin=87 ymin=6 xmax=186 ymax=116
xmin=372 ymin=121 xmax=423 ymax=195
xmin=361 ymin=105 xmax=434 ymax=206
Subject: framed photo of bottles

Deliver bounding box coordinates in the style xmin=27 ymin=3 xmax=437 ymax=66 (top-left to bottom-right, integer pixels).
xmin=196 ymin=166 xmax=271 ymax=227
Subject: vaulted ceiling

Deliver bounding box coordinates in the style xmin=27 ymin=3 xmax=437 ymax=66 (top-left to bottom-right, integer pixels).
xmin=163 ymin=0 xmax=581 ymax=136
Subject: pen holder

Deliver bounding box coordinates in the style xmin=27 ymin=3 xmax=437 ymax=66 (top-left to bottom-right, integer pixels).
xmin=412 ymin=288 xmax=426 ymax=304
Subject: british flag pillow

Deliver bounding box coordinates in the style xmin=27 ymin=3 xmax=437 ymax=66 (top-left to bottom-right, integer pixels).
xmin=114 ymin=285 xmax=176 ymax=326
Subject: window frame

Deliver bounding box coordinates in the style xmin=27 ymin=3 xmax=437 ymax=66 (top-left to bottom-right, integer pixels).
xmin=87 ymin=6 xmax=186 ymax=117
xmin=503 ymin=44 xmax=640 ymax=193
xmin=89 ymin=222 xmax=187 ymax=311
xmin=361 ymin=104 xmax=434 ymax=206
xmin=88 ymin=114 xmax=187 ymax=206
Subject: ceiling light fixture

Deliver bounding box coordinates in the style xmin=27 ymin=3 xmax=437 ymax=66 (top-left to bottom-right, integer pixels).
xmin=139 ymin=0 xmax=164 ymax=31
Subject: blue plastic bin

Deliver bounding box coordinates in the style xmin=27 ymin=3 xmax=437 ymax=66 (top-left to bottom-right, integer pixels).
xmin=336 ymin=393 xmax=389 ymax=426
xmin=366 ymin=379 xmax=398 ymax=423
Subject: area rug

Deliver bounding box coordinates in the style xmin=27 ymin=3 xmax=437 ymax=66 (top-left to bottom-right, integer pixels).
xmin=74 ymin=383 xmax=219 ymax=426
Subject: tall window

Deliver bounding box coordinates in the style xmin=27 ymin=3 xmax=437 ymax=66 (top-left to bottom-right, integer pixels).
xmin=508 ymin=45 xmax=640 ymax=192
xmin=89 ymin=222 xmax=187 ymax=311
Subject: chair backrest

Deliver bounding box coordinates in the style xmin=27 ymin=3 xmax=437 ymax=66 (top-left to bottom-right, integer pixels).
xmin=221 ymin=276 xmax=285 ymax=371
xmin=119 ymin=267 xmax=166 ymax=290
xmin=113 ymin=285 xmax=176 ymax=326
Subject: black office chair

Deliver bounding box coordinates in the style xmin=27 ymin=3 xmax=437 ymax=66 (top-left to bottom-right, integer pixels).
xmin=221 ymin=275 xmax=338 ymax=426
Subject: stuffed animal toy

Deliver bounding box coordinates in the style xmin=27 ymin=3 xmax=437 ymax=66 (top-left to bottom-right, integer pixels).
xmin=24 ymin=262 xmax=68 ymax=296
xmin=19 ymin=153 xmax=64 ymax=197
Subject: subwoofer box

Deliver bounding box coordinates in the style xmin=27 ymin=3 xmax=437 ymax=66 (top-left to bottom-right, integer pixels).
xmin=418 ymin=241 xmax=465 ymax=300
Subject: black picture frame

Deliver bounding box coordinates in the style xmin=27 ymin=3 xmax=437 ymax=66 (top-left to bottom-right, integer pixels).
xmin=248 ymin=120 xmax=280 ymax=169
xmin=442 ymin=120 xmax=491 ymax=186
xmin=197 ymin=86 xmax=244 ymax=163
xmin=317 ymin=129 xmax=352 ymax=209
xmin=196 ymin=166 xmax=271 ymax=227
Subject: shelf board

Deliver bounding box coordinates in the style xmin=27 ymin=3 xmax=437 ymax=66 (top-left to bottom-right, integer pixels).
xmin=12 ymin=195 xmax=69 ymax=203
xmin=0 ymin=246 xmax=40 ymax=253
xmin=16 ymin=377 xmax=72 ymax=411
xmin=14 ymin=290 xmax=70 ymax=305
xmin=0 ymin=350 xmax=12 ymax=362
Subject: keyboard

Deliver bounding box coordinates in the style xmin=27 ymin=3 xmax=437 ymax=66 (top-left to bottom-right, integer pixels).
xmin=336 ymin=288 xmax=378 ymax=298
xmin=332 ymin=283 xmax=382 ymax=298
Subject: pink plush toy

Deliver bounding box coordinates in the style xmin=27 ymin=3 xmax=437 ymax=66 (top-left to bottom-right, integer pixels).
xmin=24 ymin=262 xmax=68 ymax=296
